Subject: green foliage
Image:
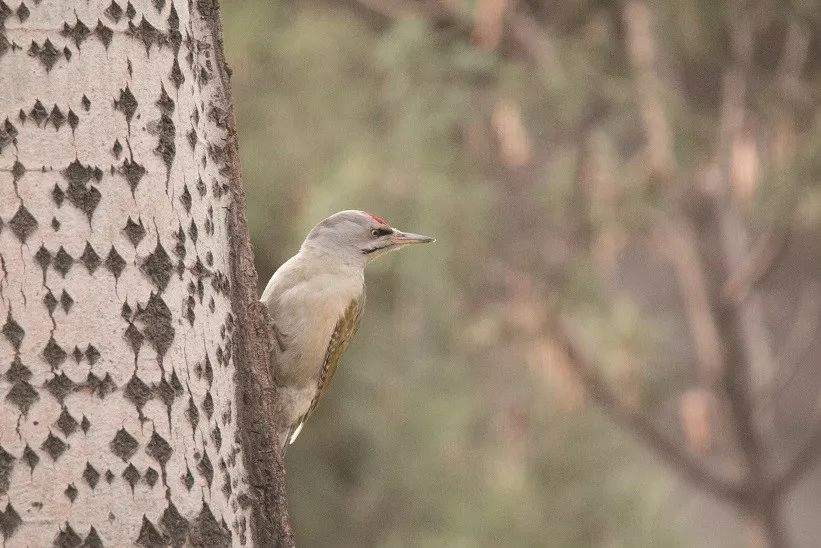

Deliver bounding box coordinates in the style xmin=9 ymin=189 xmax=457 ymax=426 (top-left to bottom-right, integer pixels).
xmin=224 ymin=1 xmax=682 ymax=545
xmin=223 ymin=0 xmax=820 ymax=545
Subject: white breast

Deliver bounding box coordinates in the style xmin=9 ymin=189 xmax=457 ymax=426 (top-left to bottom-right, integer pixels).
xmin=261 ymin=249 xmax=364 ymax=388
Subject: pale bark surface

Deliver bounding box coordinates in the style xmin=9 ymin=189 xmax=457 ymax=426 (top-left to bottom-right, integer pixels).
xmin=0 ymin=1 xmax=289 ymax=545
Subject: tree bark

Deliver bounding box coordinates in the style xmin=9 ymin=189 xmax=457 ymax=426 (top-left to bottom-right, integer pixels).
xmin=0 ymin=1 xmax=291 ymax=545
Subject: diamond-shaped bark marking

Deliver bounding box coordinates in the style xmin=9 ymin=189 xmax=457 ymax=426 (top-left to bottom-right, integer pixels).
xmin=9 ymin=204 xmax=37 ymax=243
xmin=179 ymin=184 xmax=192 ymax=214
xmin=144 ymin=466 xmax=159 ymax=487
xmin=60 ymin=20 xmax=91 ymax=49
xmin=81 ymin=94 xmax=91 ymax=111
xmin=105 ymin=0 xmax=123 ymax=22
xmin=190 ymin=503 xmax=231 ymax=547
xmin=21 ymin=445 xmax=38 ymax=472
xmin=105 ymin=246 xmax=126 ymax=280
xmin=53 ymin=246 xmax=73 ymax=277
xmin=43 ymin=337 xmax=67 ymax=369
xmin=160 ymin=501 xmax=189 ymax=545
xmin=51 ymin=217 xmax=61 ymax=231
xmin=82 ymin=462 xmax=100 ymax=488
xmin=121 ymin=157 xmax=146 ymax=195
xmin=202 ymin=392 xmax=213 ymax=419
xmin=185 ymin=296 xmax=195 ymax=326
xmin=6 ymin=356 xmax=31 ymax=383
xmin=136 ymin=293 xmax=174 ymax=360
xmin=0 ymin=503 xmax=22 ymax=540
xmin=79 ymin=242 xmax=101 ymax=274
xmin=124 ymin=323 xmax=143 ymax=359
xmin=124 ymin=374 xmax=151 ymax=417
xmin=155 ymin=113 xmax=176 ymax=175
xmin=55 ymin=407 xmax=79 ymax=437
xmin=156 ymin=84 xmax=174 ymax=114
xmin=6 ymin=381 xmax=38 ymax=414
xmin=80 ymin=415 xmax=91 ymax=434
xmin=46 ymin=375 xmax=75 ymax=410
xmin=168 ymin=4 xmax=180 ymax=32
xmin=186 ymin=395 xmax=199 ymax=432
xmin=182 ymin=467 xmax=194 ymax=491
xmin=123 ymin=217 xmax=145 ymax=248
xmin=173 ymin=227 xmax=186 ymax=259
xmin=145 ymin=430 xmax=171 ymax=468
xmin=72 ymin=346 xmax=83 ymax=363
xmin=15 ymin=2 xmax=28 ymax=22
xmin=63 ymin=45 xmax=72 ymax=61
xmin=169 ymin=57 xmax=184 ymax=89
xmin=141 ymin=241 xmax=172 ymax=291
xmin=114 ymin=86 xmax=137 ymax=125
xmin=49 ymin=105 xmax=65 ymax=130
xmin=30 ymin=99 xmax=48 ymax=126
xmin=194 ymin=176 xmax=207 ymax=198
xmin=136 ymin=515 xmax=163 ymax=545
xmin=11 ymin=159 xmax=25 ymax=184
xmin=41 ymin=432 xmax=68 ymax=461
xmin=221 ymin=470 xmax=231 ymax=498
xmin=184 ymin=127 xmax=197 ymax=152
xmin=211 ymin=425 xmax=222 ymax=450
xmin=188 ymin=219 xmax=198 ymax=244
xmin=196 ymin=451 xmax=213 ymax=487
xmin=67 ymin=109 xmax=79 ymax=133
xmin=112 ymin=138 xmax=123 ymax=158
xmin=127 ymin=16 xmax=163 ymax=54
xmin=2 ymin=313 xmax=24 ymax=350
xmin=64 ymin=483 xmax=78 ymax=503
xmin=105 ymin=469 xmax=114 ymax=483
xmin=60 ymin=290 xmax=73 ymax=313
xmin=29 ymin=38 xmax=59 ymax=71
xmin=110 ymin=428 xmax=138 ymax=461
xmin=125 ymin=1 xmax=136 ymax=19
xmin=121 ymin=301 xmax=133 ymax=320
xmin=91 ymin=372 xmax=116 ymax=399
xmin=35 ymin=245 xmax=51 ymax=275
xmin=83 ymin=526 xmax=103 ymax=548
xmin=54 ymin=523 xmax=81 ymax=546
xmin=170 ymin=369 xmax=183 ymax=393
xmin=66 ymin=181 xmax=102 ymax=223
xmin=94 ymin=20 xmax=113 ymax=49
xmin=0 ymin=445 xmax=14 ymax=497
xmin=85 ymin=345 xmax=100 ymax=366
xmin=52 ymin=183 xmax=66 ymax=207
xmin=122 ymin=463 xmax=140 ymax=492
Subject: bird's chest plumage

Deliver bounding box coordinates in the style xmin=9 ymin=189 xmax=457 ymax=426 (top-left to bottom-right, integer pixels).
xmin=284 ymin=281 xmax=362 ymax=385
xmin=261 ymin=250 xmax=366 ymax=439
xmin=263 ymin=257 xmax=364 ymax=383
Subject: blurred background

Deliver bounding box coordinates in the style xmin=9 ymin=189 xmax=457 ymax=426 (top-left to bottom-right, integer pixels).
xmin=222 ymin=1 xmax=821 ymax=546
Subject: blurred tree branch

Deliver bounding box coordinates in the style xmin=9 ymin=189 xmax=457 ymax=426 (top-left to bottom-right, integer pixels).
xmin=546 ymin=315 xmax=748 ymax=507
xmin=338 ymin=0 xmax=819 ymax=545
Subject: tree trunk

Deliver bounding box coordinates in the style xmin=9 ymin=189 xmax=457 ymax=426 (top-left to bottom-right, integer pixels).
xmin=0 ymin=1 xmax=292 ymax=545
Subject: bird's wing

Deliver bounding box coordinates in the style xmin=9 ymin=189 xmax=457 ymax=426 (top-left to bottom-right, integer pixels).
xmin=287 ymin=293 xmax=365 ymax=445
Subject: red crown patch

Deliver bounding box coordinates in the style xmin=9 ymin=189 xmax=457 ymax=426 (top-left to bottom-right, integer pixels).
xmin=366 ymin=213 xmax=390 ymax=226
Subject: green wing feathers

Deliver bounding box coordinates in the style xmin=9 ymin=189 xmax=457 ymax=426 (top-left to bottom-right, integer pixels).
xmin=287 ymin=295 xmax=364 ymax=445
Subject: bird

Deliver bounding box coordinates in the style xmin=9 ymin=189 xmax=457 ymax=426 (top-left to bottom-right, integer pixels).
xmin=261 ymin=210 xmax=434 ymax=449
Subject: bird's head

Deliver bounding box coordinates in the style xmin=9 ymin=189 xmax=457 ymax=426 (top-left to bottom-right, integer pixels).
xmin=303 ymin=210 xmax=434 ymax=264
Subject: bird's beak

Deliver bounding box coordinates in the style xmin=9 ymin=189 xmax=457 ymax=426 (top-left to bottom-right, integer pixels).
xmin=390 ymin=230 xmax=435 ymax=246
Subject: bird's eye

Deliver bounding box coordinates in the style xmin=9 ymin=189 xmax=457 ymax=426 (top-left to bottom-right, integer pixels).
xmin=371 ymin=228 xmax=392 ymax=237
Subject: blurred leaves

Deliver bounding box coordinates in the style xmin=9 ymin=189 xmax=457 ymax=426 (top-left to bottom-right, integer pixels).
xmin=224 ymin=0 xmax=819 ymax=545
